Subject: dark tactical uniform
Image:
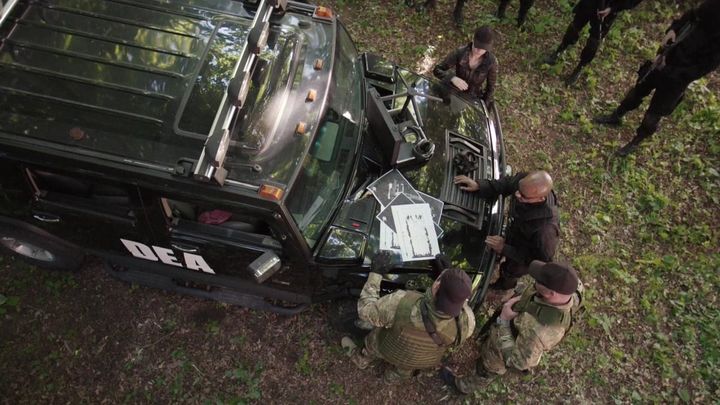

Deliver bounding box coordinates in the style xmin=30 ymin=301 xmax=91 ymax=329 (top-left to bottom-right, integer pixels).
xmin=455 ymin=283 xmax=582 ymax=393
xmin=549 ymin=0 xmax=644 ymax=82
xmin=496 ymin=0 xmax=536 ymax=27
xmin=433 ymin=44 xmax=498 ymax=105
xmin=353 ymin=273 xmax=475 ymax=378
xmin=608 ymin=0 xmax=720 ymax=150
xmin=475 ymin=173 xmax=560 ymax=290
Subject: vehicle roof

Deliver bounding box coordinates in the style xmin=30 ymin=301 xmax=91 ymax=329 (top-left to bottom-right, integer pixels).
xmin=0 ymin=0 xmax=333 ymax=189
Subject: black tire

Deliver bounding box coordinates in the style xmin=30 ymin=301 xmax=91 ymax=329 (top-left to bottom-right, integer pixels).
xmin=0 ymin=224 xmax=84 ymax=271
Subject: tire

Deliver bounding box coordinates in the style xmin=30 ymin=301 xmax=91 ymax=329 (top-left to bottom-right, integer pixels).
xmin=0 ymin=224 xmax=84 ymax=271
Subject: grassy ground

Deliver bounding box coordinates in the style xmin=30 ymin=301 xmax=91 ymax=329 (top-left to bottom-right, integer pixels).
xmin=1 ymin=0 xmax=719 ymax=403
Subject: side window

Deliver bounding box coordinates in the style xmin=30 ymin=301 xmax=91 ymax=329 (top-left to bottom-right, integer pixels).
xmin=160 ymin=197 xmax=274 ymax=238
xmin=26 ymin=168 xmax=134 ymax=217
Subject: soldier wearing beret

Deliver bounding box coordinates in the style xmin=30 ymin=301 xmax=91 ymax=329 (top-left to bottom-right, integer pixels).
xmin=342 ymin=252 xmax=476 ymax=381
xmin=440 ymin=261 xmax=583 ymax=394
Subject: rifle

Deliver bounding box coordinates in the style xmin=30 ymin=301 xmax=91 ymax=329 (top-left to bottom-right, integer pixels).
xmin=637 ymin=22 xmax=694 ymax=85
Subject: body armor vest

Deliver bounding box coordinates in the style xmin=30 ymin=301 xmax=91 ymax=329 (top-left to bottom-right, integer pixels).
xmin=377 ymin=291 xmax=460 ymax=370
xmin=513 ymin=286 xmax=575 ymax=329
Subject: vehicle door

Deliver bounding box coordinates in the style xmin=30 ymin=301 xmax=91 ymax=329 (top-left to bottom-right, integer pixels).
xmin=23 ymin=166 xmax=152 ymax=252
xmin=138 ymin=193 xmax=290 ymax=283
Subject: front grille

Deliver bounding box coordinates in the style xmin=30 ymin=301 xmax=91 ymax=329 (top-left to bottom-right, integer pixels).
xmin=442 ymin=131 xmax=487 ymax=227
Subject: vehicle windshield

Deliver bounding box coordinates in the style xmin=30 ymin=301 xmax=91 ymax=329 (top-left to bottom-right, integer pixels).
xmin=286 ymin=24 xmax=363 ymax=248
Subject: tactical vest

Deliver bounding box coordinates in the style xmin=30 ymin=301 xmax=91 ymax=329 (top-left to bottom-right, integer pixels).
xmin=377 ymin=291 xmax=460 ymax=370
xmin=512 ymin=286 xmax=576 ymax=330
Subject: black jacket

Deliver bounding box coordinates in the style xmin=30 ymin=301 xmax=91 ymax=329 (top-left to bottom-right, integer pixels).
xmin=475 ymin=173 xmax=560 ymax=265
xmin=663 ymin=0 xmax=720 ymax=83
xmin=433 ymin=44 xmax=498 ymax=103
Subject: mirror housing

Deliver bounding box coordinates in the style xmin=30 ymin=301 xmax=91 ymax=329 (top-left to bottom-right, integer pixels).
xmin=248 ymin=251 xmax=282 ymax=283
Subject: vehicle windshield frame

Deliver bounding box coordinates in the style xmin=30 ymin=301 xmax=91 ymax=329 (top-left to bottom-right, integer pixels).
xmin=285 ymin=21 xmax=364 ymax=250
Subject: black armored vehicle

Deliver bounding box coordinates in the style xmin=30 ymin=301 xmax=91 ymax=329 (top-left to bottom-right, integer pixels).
xmin=0 ymin=0 xmax=506 ymax=314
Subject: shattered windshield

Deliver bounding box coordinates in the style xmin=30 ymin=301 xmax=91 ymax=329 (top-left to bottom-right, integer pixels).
xmin=286 ymin=24 xmax=362 ymax=248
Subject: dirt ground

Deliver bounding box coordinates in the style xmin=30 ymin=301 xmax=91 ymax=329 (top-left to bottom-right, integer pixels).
xmin=1 ymin=0 xmax=719 ymax=404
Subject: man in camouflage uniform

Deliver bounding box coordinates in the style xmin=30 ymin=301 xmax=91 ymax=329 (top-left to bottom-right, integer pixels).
xmin=440 ymin=260 xmax=582 ymax=394
xmin=342 ymin=252 xmax=476 ymax=380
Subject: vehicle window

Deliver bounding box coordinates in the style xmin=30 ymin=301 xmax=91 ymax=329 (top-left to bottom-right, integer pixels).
xmin=285 ymin=25 xmax=363 ymax=248
xmin=27 ymin=168 xmax=133 ymax=216
xmin=161 ymin=197 xmax=273 ymax=237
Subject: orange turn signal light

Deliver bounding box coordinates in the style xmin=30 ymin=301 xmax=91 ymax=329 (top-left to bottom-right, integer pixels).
xmin=259 ymin=184 xmax=284 ymax=201
xmin=314 ymin=6 xmax=333 ymax=19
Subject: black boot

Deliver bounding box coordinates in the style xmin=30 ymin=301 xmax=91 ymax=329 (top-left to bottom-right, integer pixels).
xmin=593 ymin=111 xmax=623 ymax=127
xmin=564 ymin=65 xmax=583 ymax=86
xmin=453 ymin=3 xmax=464 ymax=26
xmin=615 ymin=141 xmax=640 ymax=157
xmin=416 ymin=0 xmax=436 ymax=11
xmin=542 ymin=50 xmax=560 ymax=65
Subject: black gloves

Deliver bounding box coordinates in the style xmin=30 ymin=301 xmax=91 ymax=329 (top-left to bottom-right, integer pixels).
xmin=370 ymin=251 xmax=393 ymax=275
xmin=430 ymin=253 xmax=451 ymax=278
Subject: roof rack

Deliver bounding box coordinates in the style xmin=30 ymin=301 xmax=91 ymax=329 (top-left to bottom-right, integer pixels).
xmin=192 ymin=0 xmax=288 ymax=185
xmin=0 ymin=0 xmax=20 ymax=28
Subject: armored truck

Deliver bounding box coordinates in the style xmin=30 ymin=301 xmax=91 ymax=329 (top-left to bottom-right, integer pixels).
xmin=0 ymin=0 xmax=506 ymax=314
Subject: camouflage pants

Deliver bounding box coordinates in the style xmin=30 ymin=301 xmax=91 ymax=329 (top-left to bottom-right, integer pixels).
xmin=351 ymin=328 xmax=415 ymax=380
xmin=455 ymin=327 xmax=506 ymax=394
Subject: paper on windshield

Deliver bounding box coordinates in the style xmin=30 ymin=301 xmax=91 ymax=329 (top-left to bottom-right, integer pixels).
xmin=391 ymin=203 xmax=440 ymax=262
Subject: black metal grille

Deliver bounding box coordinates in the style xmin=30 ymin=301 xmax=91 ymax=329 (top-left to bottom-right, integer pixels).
xmin=442 ymin=131 xmax=487 ymax=227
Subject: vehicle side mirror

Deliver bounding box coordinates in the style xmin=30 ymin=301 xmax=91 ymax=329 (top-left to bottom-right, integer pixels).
xmin=362 ymin=53 xmax=396 ymax=83
xmin=248 ymin=251 xmax=281 ymax=283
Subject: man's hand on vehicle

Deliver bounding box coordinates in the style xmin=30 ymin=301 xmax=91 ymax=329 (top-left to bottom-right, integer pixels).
xmin=453 ymin=175 xmax=480 ymax=192
xmin=450 ymin=76 xmax=469 ymax=91
xmin=485 ymin=235 xmax=505 ymax=254
xmin=370 ymin=251 xmax=393 ymax=275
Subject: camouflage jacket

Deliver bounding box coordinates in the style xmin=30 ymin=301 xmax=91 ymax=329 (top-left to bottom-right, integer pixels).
xmin=357 ymin=273 xmax=475 ymax=341
xmin=494 ymin=284 xmax=581 ymax=371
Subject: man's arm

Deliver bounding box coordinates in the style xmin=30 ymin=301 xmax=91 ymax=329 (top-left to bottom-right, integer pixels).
xmin=357 ymin=273 xmax=404 ymax=328
xmin=496 ymin=322 xmax=547 ymax=371
xmin=668 ymin=7 xmax=697 ymax=34
xmin=476 ymin=172 xmax=525 ymax=199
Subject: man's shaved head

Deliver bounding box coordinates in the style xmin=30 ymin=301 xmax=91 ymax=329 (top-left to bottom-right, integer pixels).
xmin=519 ymin=171 xmax=553 ymax=199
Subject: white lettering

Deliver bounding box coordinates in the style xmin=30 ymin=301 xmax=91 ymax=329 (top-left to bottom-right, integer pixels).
xmin=184 ymin=253 xmax=216 ymax=274
xmin=120 ymin=239 xmax=158 ymax=261
xmin=152 ymin=246 xmax=183 ymax=267
xmin=120 ymin=239 xmax=216 ymax=275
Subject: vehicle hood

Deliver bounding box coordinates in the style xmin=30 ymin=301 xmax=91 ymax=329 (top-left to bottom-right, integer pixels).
xmin=324 ymin=66 xmax=504 ymax=276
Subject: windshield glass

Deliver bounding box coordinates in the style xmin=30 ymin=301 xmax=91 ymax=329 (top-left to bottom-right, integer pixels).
xmin=286 ymin=23 xmax=362 ymax=248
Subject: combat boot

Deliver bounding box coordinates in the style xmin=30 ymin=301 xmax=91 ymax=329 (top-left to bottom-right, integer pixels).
xmin=615 ymin=141 xmax=640 ymax=157
xmin=564 ymin=66 xmax=583 ymax=86
xmin=593 ymin=111 xmax=623 ymax=127
xmin=542 ymin=51 xmax=560 ymax=66
xmin=416 ymin=0 xmax=436 ymax=12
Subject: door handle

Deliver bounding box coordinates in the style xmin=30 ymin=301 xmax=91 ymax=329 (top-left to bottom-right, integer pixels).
xmin=171 ymin=243 xmax=198 ymax=253
xmin=32 ymin=213 xmax=60 ymax=223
